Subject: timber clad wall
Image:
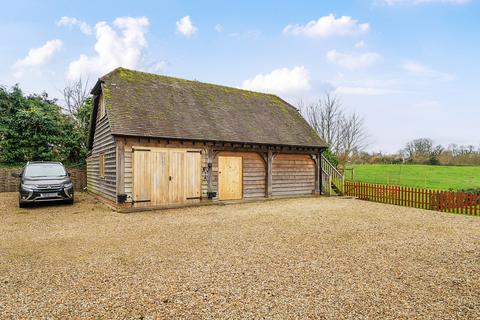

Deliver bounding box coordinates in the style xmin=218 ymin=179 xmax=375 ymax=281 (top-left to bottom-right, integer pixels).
xmin=120 ymin=139 xmax=316 ymax=204
xmin=92 ymin=135 xmax=320 ymax=207
xmin=272 ymin=154 xmax=315 ymax=196
xmin=122 ymin=138 xmax=206 ymax=203
xmin=212 ymin=152 xmax=266 ymax=199
xmin=86 ymin=107 xmax=116 ymax=201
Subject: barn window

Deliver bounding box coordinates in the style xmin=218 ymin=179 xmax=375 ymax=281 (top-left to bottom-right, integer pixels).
xmin=99 ymin=153 xmax=105 ymax=178
xmin=98 ymin=94 xmax=106 ymax=119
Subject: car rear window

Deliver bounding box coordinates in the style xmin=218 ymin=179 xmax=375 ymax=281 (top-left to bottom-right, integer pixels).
xmin=23 ymin=164 xmax=67 ymax=178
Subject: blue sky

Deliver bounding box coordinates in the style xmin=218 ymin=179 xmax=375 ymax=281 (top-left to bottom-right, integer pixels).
xmin=1 ymin=0 xmax=479 ymax=152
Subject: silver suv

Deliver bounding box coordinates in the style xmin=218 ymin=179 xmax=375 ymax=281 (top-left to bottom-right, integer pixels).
xmin=13 ymin=161 xmax=74 ymax=208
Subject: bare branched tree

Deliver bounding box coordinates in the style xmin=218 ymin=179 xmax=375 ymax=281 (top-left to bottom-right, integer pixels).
xmin=337 ymin=112 xmax=368 ymax=163
xmin=61 ymin=77 xmax=90 ymax=117
xmin=304 ymin=92 xmax=343 ymax=153
xmin=61 ymin=78 xmax=93 ymax=159
xmin=302 ymin=92 xmax=368 ymax=163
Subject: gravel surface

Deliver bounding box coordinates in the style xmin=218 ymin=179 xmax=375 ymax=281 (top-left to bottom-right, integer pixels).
xmin=0 ymin=192 xmax=479 ymax=319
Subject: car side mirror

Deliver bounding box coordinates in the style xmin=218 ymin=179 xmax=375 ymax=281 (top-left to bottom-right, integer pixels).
xmin=68 ymin=172 xmax=71 ymax=177
xmin=11 ymin=172 xmax=21 ymax=178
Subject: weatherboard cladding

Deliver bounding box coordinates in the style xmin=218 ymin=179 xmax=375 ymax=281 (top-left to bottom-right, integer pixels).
xmin=86 ymin=104 xmax=117 ymax=202
xmin=98 ymin=68 xmax=325 ymax=148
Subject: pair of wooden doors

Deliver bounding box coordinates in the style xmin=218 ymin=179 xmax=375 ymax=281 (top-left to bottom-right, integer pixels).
xmin=218 ymin=156 xmax=243 ymax=200
xmin=133 ymin=148 xmax=201 ymax=206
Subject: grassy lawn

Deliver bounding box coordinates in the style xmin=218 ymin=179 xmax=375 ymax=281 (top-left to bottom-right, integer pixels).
xmin=345 ymin=164 xmax=480 ymax=191
xmin=1 ymin=192 xmax=479 ymax=318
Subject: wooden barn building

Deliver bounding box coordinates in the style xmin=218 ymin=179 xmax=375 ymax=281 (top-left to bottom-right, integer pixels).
xmin=86 ymin=68 xmax=336 ymax=210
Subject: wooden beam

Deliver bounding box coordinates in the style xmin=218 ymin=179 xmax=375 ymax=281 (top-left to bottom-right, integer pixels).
xmin=212 ymin=146 xmax=268 ymax=153
xmin=311 ymin=153 xmax=322 ymax=194
xmin=207 ymin=147 xmax=214 ymax=195
xmin=211 ymin=145 xmax=320 ymax=155
xmin=116 ymin=138 xmax=126 ymax=199
xmin=318 ymin=149 xmax=323 ymax=194
xmin=258 ymin=151 xmax=268 ymax=164
xmin=266 ymin=150 xmax=278 ymax=197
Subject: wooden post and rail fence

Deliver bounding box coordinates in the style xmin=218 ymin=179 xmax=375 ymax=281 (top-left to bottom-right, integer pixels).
xmin=344 ymin=181 xmax=480 ymax=216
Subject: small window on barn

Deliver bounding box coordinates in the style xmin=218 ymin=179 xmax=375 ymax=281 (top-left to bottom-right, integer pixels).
xmin=99 ymin=153 xmax=105 ymax=178
xmin=98 ymin=93 xmax=106 ymax=119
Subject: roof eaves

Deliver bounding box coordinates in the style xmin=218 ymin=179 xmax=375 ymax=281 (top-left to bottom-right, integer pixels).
xmin=111 ymin=133 xmax=327 ymax=149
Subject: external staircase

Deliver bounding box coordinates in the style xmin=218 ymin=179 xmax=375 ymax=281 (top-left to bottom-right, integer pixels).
xmin=321 ymin=155 xmax=344 ymax=196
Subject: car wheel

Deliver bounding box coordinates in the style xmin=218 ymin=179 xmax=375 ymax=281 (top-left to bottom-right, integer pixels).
xmin=65 ymin=198 xmax=74 ymax=205
xmin=19 ymin=200 xmax=26 ymax=208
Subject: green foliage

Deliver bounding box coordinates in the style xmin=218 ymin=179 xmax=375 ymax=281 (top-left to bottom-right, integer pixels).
xmin=0 ymin=85 xmax=90 ymax=166
xmin=461 ymin=187 xmax=480 ymax=194
xmin=346 ymin=164 xmax=480 ymax=191
xmin=429 ymin=153 xmax=440 ymax=165
xmin=323 ymin=148 xmax=339 ymax=167
xmin=73 ymin=97 xmax=93 ymax=165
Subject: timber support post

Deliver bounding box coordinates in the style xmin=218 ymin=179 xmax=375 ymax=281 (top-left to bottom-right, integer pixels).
xmin=206 ymin=147 xmax=220 ymax=199
xmin=266 ymin=149 xmax=277 ymax=198
xmin=318 ymin=151 xmax=323 ymax=194
xmin=311 ymin=152 xmax=322 ymax=195
xmin=206 ymin=147 xmax=214 ymax=196
xmin=116 ymin=138 xmax=126 ymax=201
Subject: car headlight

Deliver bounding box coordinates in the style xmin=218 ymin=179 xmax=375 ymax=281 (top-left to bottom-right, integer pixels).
xmin=63 ymin=182 xmax=73 ymax=189
xmin=21 ymin=184 xmax=35 ymax=191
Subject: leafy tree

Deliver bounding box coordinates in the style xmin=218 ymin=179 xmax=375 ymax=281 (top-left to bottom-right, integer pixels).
xmin=322 ymin=148 xmax=339 ymax=167
xmin=401 ymin=138 xmax=443 ymax=165
xmin=0 ymin=85 xmax=89 ymax=166
xmin=71 ymin=97 xmax=93 ymax=165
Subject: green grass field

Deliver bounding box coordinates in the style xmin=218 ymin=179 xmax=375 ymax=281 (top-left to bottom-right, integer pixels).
xmin=345 ymin=164 xmax=480 ymax=191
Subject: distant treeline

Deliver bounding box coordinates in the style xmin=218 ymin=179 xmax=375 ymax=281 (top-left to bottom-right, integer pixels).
xmin=350 ymin=138 xmax=480 ymax=166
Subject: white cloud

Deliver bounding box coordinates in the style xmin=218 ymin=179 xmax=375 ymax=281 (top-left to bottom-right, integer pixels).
xmin=13 ymin=39 xmax=63 ymax=78
xmin=176 ymin=16 xmax=197 ymax=36
xmin=402 ymin=61 xmax=454 ymax=81
xmin=57 ymin=16 xmax=92 ymax=35
xmin=283 ymin=14 xmax=369 ymax=38
xmin=331 ymin=74 xmax=401 ymax=96
xmin=335 ymin=86 xmax=396 ymax=95
xmin=240 ymin=66 xmax=311 ymax=96
xmin=227 ymin=30 xmax=261 ymax=39
xmin=148 ymin=61 xmax=168 ymax=73
xmin=326 ymin=50 xmax=382 ymax=70
xmin=380 ymin=0 xmax=469 ymax=5
xmin=355 ymin=40 xmax=366 ymax=48
xmin=67 ymin=16 xmax=149 ymax=80
xmin=215 ymin=24 xmax=223 ymax=32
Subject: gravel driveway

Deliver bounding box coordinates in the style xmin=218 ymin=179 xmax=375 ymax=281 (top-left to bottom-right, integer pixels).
xmin=1 ymin=192 xmax=479 ymax=319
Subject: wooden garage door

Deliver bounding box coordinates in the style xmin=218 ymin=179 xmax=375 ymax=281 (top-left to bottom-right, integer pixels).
xmin=272 ymin=154 xmax=315 ymax=196
xmin=133 ymin=148 xmax=201 ymax=206
xmin=185 ymin=151 xmax=202 ymax=199
xmin=132 ymin=150 xmax=152 ymax=203
xmin=218 ymin=156 xmax=243 ymax=200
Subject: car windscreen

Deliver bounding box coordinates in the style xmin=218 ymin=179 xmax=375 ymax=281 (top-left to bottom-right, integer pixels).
xmin=23 ymin=164 xmax=67 ymax=178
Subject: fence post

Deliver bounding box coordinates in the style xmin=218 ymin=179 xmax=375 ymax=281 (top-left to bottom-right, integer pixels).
xmin=468 ymin=193 xmax=473 ymax=215
xmin=340 ymin=180 xmax=477 ymax=216
xmin=475 ymin=193 xmax=478 ymax=216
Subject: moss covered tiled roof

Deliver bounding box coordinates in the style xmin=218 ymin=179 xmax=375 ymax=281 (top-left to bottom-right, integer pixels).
xmin=94 ymin=67 xmax=326 ymax=148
